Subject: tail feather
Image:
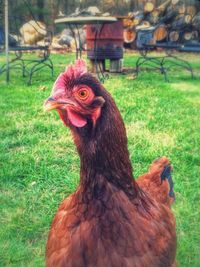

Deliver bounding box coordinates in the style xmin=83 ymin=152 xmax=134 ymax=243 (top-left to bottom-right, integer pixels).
xmin=137 ymin=157 xmax=175 ymax=206
xmin=161 ymin=165 xmax=175 ymax=199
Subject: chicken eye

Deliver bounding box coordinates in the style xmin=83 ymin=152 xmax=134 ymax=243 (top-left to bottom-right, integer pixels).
xmin=77 ymin=89 xmax=89 ymax=100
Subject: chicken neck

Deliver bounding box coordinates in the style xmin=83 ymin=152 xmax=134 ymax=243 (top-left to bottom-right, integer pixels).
xmin=71 ymin=92 xmax=138 ymax=200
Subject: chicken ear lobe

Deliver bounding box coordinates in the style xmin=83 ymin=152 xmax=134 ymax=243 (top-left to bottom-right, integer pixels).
xmin=91 ymin=107 xmax=101 ymax=128
xmin=91 ymin=96 xmax=105 ymax=108
xmin=91 ymin=96 xmax=105 ymax=127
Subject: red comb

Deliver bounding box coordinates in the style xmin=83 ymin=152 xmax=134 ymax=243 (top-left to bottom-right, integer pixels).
xmin=53 ymin=59 xmax=87 ymax=91
xmin=64 ymin=59 xmax=87 ymax=78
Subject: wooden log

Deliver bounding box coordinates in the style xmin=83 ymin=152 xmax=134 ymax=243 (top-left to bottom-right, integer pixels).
xmin=184 ymin=14 xmax=192 ymax=24
xmin=123 ymin=28 xmax=136 ymax=43
xmin=20 ymin=20 xmax=47 ymax=45
xmin=183 ymin=32 xmax=193 ymax=41
xmin=89 ymin=59 xmax=105 ymax=73
xmin=127 ymin=12 xmax=134 ymax=19
xmin=171 ymin=0 xmax=180 ymax=5
xmin=136 ymin=21 xmax=151 ymax=30
xmin=110 ymin=59 xmax=123 ymax=73
xmin=172 ymin=14 xmax=192 ymax=29
xmin=153 ymin=25 xmax=167 ymax=41
xmin=159 ymin=7 xmax=178 ymax=24
xmin=169 ymin=31 xmax=180 ymax=42
xmin=148 ymin=0 xmax=156 ymax=5
xmin=133 ymin=12 xmax=145 ymax=26
xmin=172 ymin=0 xmax=197 ymax=17
xmin=172 ymin=1 xmax=186 ymax=14
xmin=186 ymin=6 xmax=197 ymax=18
xmin=177 ymin=4 xmax=186 ymax=15
xmin=144 ymin=2 xmax=154 ymax=13
xmin=184 ymin=15 xmax=192 ymax=24
xmin=192 ymin=12 xmax=200 ymax=29
xmin=182 ymin=30 xmax=199 ymax=42
xmin=123 ymin=18 xmax=134 ymax=28
xmin=157 ymin=0 xmax=171 ymax=12
xmin=146 ymin=9 xmax=160 ymax=25
xmin=192 ymin=30 xmax=198 ymax=40
xmin=146 ymin=0 xmax=171 ymax=25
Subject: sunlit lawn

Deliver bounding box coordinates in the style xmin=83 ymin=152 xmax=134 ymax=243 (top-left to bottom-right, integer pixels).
xmin=0 ymin=52 xmax=200 ymax=266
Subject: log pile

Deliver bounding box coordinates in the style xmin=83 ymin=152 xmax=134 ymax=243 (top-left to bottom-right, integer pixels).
xmin=123 ymin=0 xmax=200 ymax=48
xmin=20 ymin=20 xmax=47 ymax=45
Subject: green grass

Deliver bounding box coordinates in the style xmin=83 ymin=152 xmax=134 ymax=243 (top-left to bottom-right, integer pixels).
xmin=0 ymin=52 xmax=200 ymax=266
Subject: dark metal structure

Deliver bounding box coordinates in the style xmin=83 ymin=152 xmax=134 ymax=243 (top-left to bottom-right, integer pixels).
xmin=55 ymin=16 xmax=117 ymax=82
xmin=86 ymin=20 xmax=123 ymax=60
xmin=135 ymin=28 xmax=197 ymax=81
xmin=0 ymin=0 xmax=54 ymax=85
xmin=134 ymin=0 xmax=200 ymax=81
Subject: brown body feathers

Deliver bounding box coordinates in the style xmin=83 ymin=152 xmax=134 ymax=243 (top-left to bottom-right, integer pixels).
xmin=45 ymin=60 xmax=176 ymax=267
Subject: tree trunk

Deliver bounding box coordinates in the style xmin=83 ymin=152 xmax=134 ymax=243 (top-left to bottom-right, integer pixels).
xmin=37 ymin=0 xmax=44 ymax=21
xmin=130 ymin=0 xmax=136 ymax=11
xmin=49 ymin=0 xmax=58 ymax=35
xmin=64 ymin=0 xmax=69 ymax=15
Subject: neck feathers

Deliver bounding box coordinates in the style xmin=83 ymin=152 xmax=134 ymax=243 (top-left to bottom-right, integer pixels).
xmin=72 ymin=88 xmax=138 ymax=199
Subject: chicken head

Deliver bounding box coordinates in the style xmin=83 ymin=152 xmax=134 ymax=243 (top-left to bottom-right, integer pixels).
xmin=44 ymin=60 xmax=105 ymax=128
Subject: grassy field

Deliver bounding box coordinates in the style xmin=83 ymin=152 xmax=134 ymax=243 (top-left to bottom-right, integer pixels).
xmin=0 ymin=52 xmax=200 ymax=267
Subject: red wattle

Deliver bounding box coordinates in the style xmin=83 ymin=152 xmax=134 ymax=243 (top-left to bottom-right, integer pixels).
xmin=67 ymin=108 xmax=87 ymax=128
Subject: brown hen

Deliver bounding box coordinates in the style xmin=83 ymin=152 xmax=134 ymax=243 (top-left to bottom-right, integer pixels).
xmin=44 ymin=60 xmax=177 ymax=267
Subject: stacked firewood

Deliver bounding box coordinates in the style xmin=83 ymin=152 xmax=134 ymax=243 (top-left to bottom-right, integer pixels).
xmin=20 ymin=20 xmax=47 ymax=45
xmin=123 ymin=0 xmax=200 ymax=48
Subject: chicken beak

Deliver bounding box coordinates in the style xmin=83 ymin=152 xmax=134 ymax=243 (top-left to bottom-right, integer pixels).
xmin=44 ymin=97 xmax=60 ymax=112
xmin=44 ymin=97 xmax=77 ymax=112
